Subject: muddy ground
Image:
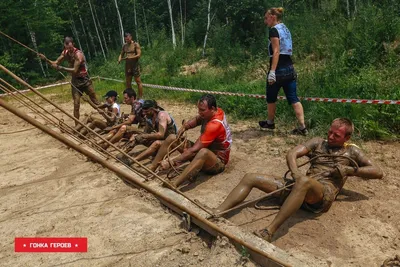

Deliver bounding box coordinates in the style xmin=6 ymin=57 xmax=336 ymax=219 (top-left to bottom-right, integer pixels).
xmin=0 ymin=95 xmax=399 ymax=267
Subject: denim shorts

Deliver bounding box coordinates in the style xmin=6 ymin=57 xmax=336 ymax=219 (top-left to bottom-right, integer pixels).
xmin=266 ymin=65 xmax=299 ymax=105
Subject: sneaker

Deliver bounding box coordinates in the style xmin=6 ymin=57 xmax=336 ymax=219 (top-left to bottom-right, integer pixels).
xmin=291 ymin=127 xmax=308 ymax=136
xmin=258 ymin=120 xmax=275 ymax=129
xmin=116 ymin=153 xmax=133 ymax=166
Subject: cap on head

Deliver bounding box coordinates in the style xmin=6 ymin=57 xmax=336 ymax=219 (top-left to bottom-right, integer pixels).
xmin=104 ymin=90 xmax=118 ymax=98
xmin=142 ymin=100 xmax=157 ymax=110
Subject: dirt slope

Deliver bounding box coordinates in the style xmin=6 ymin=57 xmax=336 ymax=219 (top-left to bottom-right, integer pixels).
xmin=0 ymin=97 xmax=398 ymax=267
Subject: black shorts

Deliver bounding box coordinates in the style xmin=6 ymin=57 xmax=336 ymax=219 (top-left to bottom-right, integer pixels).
xmin=266 ymin=65 xmax=299 ymax=105
xmin=125 ymin=59 xmax=140 ymax=77
xmin=71 ymin=76 xmax=93 ymax=96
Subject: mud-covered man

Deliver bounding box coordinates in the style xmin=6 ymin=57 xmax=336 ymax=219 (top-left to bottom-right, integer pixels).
xmin=215 ymin=118 xmax=383 ymax=242
xmin=120 ymin=99 xmax=177 ymax=165
xmin=75 ymin=90 xmax=120 ymax=136
xmin=148 ymin=94 xmax=232 ymax=188
xmin=101 ymin=88 xmax=144 ymax=149
xmin=118 ymin=32 xmax=143 ymax=99
xmin=40 ymin=37 xmax=99 ymax=125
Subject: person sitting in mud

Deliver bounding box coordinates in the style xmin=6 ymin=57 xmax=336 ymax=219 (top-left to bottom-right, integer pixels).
xmin=118 ymin=99 xmax=177 ymax=165
xmin=147 ymin=94 xmax=232 ymax=188
xmin=214 ymin=118 xmax=383 ymax=242
xmin=75 ymin=90 xmax=120 ymax=136
xmin=101 ymin=88 xmax=145 ymax=149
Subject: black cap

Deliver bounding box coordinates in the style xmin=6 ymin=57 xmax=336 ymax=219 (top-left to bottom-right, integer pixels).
xmin=142 ymin=100 xmax=157 ymax=109
xmin=103 ymin=90 xmax=118 ymax=98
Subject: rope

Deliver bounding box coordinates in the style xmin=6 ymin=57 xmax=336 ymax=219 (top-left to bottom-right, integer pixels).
xmin=163 ymin=129 xmax=189 ymax=179
xmin=213 ymin=154 xmax=360 ymax=217
xmin=0 ymin=127 xmax=36 ymax=135
xmin=96 ymin=76 xmax=400 ymax=105
xmin=0 ymin=78 xmax=149 ymax=181
xmin=0 ymin=29 xmax=99 ymax=111
xmin=0 ymin=30 xmax=51 ymax=64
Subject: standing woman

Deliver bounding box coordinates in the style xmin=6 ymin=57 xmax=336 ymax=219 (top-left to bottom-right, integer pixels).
xmin=258 ymin=8 xmax=307 ymax=135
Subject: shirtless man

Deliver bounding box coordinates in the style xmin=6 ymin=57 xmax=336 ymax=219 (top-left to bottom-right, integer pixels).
xmin=40 ymin=37 xmax=99 ymax=124
xmin=75 ymin=90 xmax=120 ymax=136
xmin=148 ymin=94 xmax=232 ymax=188
xmin=120 ymin=100 xmax=177 ymax=165
xmin=215 ymin=118 xmax=383 ymax=242
xmin=101 ymin=88 xmax=144 ymax=149
xmin=118 ymin=32 xmax=143 ymax=99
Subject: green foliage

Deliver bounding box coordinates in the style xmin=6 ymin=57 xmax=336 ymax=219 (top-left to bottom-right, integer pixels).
xmin=208 ymin=25 xmax=248 ymax=66
xmin=1 ymin=1 xmax=399 ymax=140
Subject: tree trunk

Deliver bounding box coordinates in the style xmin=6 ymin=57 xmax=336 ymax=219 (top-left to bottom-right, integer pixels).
xmin=101 ymin=5 xmax=112 ymax=45
xmin=71 ymin=18 xmax=83 ymax=51
xmin=88 ymin=0 xmax=106 ymax=60
xmin=142 ymin=5 xmax=151 ymax=46
xmin=346 ymin=0 xmax=350 ymax=18
xmin=27 ymin=22 xmax=46 ymax=77
xmin=134 ymin=0 xmax=139 ymax=43
xmin=167 ymin=0 xmax=176 ymax=49
xmin=79 ymin=15 xmax=92 ymax=60
xmin=93 ymin=2 xmax=109 ymax=54
xmin=353 ymin=0 xmax=357 ymax=16
xmin=179 ymin=0 xmax=184 ymax=45
xmin=87 ymin=24 xmax=98 ymax=57
xmin=114 ymin=0 xmax=125 ymax=45
xmin=202 ymin=0 xmax=212 ymax=57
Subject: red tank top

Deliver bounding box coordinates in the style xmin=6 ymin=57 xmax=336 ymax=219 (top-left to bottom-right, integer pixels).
xmin=62 ymin=48 xmax=88 ymax=77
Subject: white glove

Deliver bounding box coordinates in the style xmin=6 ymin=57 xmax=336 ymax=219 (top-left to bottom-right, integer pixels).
xmin=268 ymin=70 xmax=276 ymax=83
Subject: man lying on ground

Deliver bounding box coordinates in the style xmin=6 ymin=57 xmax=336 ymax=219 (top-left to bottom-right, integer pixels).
xmin=119 ymin=99 xmax=177 ymax=165
xmin=75 ymin=90 xmax=120 ymax=136
xmin=214 ymin=118 xmax=383 ymax=242
xmin=101 ymin=88 xmax=145 ymax=149
xmin=147 ymin=94 xmax=232 ymax=188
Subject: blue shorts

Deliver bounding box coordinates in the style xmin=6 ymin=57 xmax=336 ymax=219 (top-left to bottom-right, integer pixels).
xmin=266 ymin=65 xmax=299 ymax=105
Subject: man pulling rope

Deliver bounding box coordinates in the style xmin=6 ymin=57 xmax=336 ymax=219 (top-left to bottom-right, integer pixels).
xmin=39 ymin=37 xmax=100 ymax=125
xmin=147 ymin=94 xmax=232 ymax=188
xmin=214 ymin=118 xmax=383 ymax=242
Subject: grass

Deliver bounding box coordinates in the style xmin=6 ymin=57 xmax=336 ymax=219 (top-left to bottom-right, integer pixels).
xmin=4 ymin=32 xmax=398 ymax=141
xmin=87 ymin=47 xmax=399 ymax=140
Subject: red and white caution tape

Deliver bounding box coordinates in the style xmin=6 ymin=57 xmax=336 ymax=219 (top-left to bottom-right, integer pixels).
xmin=2 ymin=76 xmax=399 ymax=105
xmin=97 ymin=76 xmax=400 ymax=105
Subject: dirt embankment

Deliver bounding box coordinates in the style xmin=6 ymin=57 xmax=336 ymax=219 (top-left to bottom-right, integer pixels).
xmin=0 ymin=101 xmax=256 ymax=267
xmin=0 ymin=98 xmax=399 ymax=267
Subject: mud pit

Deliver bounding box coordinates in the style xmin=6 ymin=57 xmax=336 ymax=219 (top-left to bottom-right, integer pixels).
xmin=0 ymin=95 xmax=399 ymax=266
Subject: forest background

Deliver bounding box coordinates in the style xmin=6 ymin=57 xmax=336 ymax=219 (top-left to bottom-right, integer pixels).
xmin=0 ymin=0 xmax=399 ymax=139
